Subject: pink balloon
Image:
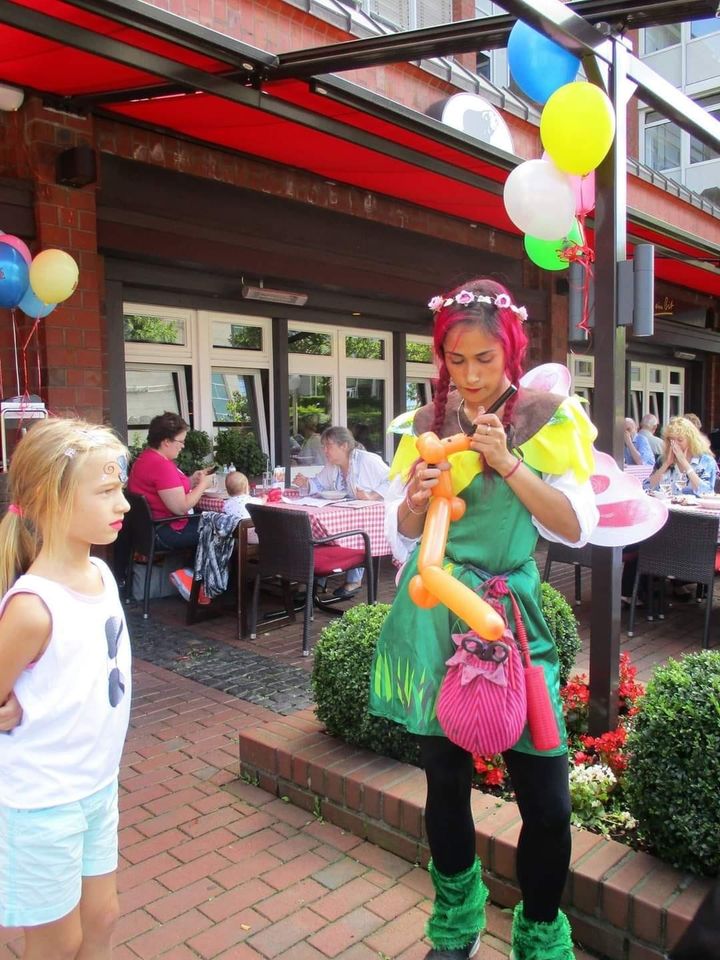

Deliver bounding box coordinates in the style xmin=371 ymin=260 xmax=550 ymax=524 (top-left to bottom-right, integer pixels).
xmin=0 ymin=234 xmax=32 ymax=265
xmin=542 ymin=151 xmax=595 ymax=216
xmin=572 ymin=171 xmax=595 ymax=216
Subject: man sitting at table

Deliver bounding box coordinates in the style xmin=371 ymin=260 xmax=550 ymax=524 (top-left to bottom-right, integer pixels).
xmin=294 ymin=425 xmax=390 ymax=599
xmin=624 ymin=417 xmax=655 ymax=467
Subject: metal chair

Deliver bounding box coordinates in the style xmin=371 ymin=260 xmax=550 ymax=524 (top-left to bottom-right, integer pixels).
xmin=246 ymin=503 xmax=374 ymax=656
xmin=627 ymin=509 xmax=719 ymax=649
xmin=542 ymin=541 xmax=593 ymax=605
xmin=124 ymin=492 xmax=190 ymax=619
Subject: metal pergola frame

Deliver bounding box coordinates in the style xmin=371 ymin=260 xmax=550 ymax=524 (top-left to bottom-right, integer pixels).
xmin=2 ymin=0 xmax=720 ymax=730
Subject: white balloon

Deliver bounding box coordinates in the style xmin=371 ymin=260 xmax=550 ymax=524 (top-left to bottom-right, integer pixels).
xmin=503 ymin=159 xmax=576 ymax=240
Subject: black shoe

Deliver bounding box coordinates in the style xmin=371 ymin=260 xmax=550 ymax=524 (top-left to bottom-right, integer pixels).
xmin=332 ymin=584 xmax=362 ymax=601
xmin=424 ymin=933 xmax=481 ymax=959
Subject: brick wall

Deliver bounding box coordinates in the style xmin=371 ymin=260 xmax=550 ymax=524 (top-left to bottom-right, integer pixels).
xmin=0 ymin=100 xmax=104 ymax=421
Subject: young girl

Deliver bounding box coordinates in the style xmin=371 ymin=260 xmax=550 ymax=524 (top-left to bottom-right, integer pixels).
xmin=370 ymin=278 xmax=599 ymax=960
xmin=0 ymin=418 xmax=131 ymax=959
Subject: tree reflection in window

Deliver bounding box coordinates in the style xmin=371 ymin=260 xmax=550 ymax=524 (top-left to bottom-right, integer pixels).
xmin=123 ymin=314 xmax=182 ymax=344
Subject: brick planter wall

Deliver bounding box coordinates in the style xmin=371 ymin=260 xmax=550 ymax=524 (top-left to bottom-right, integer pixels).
xmin=238 ymin=711 xmax=710 ymax=960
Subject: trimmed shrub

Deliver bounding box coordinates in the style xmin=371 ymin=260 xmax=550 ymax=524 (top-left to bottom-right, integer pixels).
xmin=540 ymin=581 xmax=581 ymax=687
xmin=312 ymin=603 xmax=420 ymax=766
xmin=625 ymin=651 xmax=720 ymax=875
xmin=312 ymin=583 xmax=581 ymax=765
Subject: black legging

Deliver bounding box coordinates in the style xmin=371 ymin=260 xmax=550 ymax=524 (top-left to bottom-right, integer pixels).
xmin=419 ymin=735 xmax=571 ymax=923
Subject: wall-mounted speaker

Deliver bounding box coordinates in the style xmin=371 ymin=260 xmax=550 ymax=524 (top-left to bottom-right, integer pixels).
xmin=56 ymin=145 xmax=97 ymax=188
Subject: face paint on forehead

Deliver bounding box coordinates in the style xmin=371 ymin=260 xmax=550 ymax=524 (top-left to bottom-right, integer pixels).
xmin=101 ymin=453 xmax=129 ymax=484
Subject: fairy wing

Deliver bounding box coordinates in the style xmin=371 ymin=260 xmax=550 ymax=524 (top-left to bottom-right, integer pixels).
xmin=521 ymin=364 xmax=668 ymax=546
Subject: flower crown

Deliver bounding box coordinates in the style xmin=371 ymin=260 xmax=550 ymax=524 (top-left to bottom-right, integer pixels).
xmin=427 ymin=290 xmax=528 ymax=323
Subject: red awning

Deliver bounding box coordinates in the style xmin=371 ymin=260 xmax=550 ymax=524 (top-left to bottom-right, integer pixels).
xmin=0 ymin=0 xmax=718 ymax=296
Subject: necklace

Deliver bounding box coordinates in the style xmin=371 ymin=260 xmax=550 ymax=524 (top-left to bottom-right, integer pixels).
xmin=457 ymin=399 xmax=476 ymax=435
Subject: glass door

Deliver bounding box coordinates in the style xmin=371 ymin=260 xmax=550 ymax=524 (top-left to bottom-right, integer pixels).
xmin=288 ymin=323 xmax=393 ymax=462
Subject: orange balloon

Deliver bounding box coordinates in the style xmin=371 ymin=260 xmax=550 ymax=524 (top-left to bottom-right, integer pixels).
xmin=420 ymin=566 xmax=505 ymax=642
xmin=409 ymin=430 xmax=505 ymax=641
xmin=418 ymin=498 xmax=451 ymax=570
xmin=408 ymin=574 xmax=439 ymax=608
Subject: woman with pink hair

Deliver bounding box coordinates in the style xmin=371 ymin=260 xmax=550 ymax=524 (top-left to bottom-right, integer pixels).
xmin=369 ymin=277 xmax=599 ymax=960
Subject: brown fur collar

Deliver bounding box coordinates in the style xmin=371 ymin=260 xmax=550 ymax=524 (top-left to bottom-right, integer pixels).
xmin=413 ymin=387 xmax=564 ymax=449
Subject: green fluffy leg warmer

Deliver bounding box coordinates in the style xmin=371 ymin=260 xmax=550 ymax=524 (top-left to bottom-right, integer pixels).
xmin=510 ymin=902 xmax=575 ymax=960
xmin=426 ymin=858 xmax=488 ymax=951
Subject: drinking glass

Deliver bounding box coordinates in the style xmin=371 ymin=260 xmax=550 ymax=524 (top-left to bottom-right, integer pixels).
xmin=658 ymin=481 xmax=672 ymax=498
xmin=673 ymin=474 xmax=687 ymax=496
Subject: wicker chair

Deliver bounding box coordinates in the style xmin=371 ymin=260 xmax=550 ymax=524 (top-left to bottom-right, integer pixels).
xmin=627 ymin=509 xmax=719 ymax=649
xmin=246 ymin=503 xmax=374 ymax=656
xmin=124 ymin=493 xmax=191 ymax=619
xmin=542 ymin=541 xmax=593 ymax=605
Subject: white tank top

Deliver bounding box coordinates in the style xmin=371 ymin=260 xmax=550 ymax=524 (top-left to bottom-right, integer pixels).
xmin=0 ymin=558 xmax=131 ymax=808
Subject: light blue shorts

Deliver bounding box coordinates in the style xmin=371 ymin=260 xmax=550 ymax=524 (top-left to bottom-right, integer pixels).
xmin=0 ymin=779 xmax=119 ymax=928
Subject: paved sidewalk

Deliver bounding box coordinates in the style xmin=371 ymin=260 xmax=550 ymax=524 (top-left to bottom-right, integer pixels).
xmin=0 ymin=660 xmax=600 ymax=960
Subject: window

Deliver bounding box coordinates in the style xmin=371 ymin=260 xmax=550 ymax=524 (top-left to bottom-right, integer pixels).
xmin=690 ymin=18 xmax=720 ymax=40
xmin=644 ymin=117 xmax=682 ymax=171
xmin=124 ymin=304 xmax=272 ymax=459
xmin=288 ymin=330 xmax=333 ymax=356
xmin=212 ymin=368 xmax=269 ymax=452
xmin=365 ymin=0 xmax=450 ymax=31
xmin=690 ymin=106 xmax=720 ymax=164
xmin=124 ymin=311 xmax=186 ymax=346
xmin=125 ymin=364 xmax=189 ymax=447
xmin=211 ymin=320 xmax=263 ymax=351
xmin=643 ymin=24 xmax=681 ymax=54
xmin=407 ymin=335 xmax=434 ymax=412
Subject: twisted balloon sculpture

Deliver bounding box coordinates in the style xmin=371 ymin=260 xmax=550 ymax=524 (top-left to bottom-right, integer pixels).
xmin=407 ymin=428 xmax=505 ymax=642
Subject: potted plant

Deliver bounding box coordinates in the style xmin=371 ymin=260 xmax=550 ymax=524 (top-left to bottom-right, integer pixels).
xmin=215 ymin=428 xmax=268 ymax=479
xmin=175 ymin=428 xmax=213 ymax=475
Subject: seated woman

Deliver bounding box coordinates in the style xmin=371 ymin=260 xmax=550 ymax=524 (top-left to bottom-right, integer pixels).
xmin=294 ymin=425 xmax=390 ymax=598
xmin=128 ymin=411 xmax=215 ymax=550
xmin=647 ymin=416 xmax=718 ymax=496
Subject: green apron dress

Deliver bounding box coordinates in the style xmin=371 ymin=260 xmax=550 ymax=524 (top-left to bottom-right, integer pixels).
xmin=369 ymin=467 xmax=567 ymax=757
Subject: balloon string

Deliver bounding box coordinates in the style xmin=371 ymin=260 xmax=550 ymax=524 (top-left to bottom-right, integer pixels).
xmin=22 ymin=317 xmax=42 ymax=353
xmin=11 ymin=310 xmax=20 ymax=396
xmin=560 ymin=215 xmax=595 ymax=334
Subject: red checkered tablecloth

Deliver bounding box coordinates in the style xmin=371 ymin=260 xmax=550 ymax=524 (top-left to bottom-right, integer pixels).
xmin=197 ymin=494 xmax=391 ymax=556
xmin=272 ymin=500 xmax=391 ymax=557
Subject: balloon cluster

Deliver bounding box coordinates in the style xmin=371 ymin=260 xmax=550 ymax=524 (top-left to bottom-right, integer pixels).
xmin=0 ymin=233 xmax=79 ymax=317
xmin=503 ymin=22 xmax=615 ymax=272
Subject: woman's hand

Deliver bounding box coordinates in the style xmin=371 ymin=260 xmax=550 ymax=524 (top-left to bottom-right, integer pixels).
xmin=355 ymin=488 xmax=381 ymax=501
xmin=468 ymin=411 xmax=516 ymax=476
xmin=405 ymin=460 xmax=449 ymax=511
xmin=670 ymin=441 xmax=690 ymax=474
xmin=294 ymin=472 xmax=310 ymax=489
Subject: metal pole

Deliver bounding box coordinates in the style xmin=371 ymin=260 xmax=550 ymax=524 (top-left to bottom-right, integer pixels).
xmin=587 ymin=38 xmax=629 ymax=735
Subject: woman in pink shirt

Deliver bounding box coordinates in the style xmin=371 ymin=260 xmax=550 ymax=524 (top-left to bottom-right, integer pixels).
xmin=128 ymin=412 xmax=215 ymax=549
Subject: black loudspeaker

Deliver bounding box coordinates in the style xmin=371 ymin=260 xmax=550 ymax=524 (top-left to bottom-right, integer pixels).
xmin=56 ymin=145 xmax=97 ymax=188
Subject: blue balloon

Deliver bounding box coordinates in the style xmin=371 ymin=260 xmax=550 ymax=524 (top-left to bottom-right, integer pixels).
xmin=18 ymin=285 xmax=56 ymax=319
xmin=0 ymin=241 xmax=30 ymax=309
xmin=508 ymin=21 xmax=580 ymax=105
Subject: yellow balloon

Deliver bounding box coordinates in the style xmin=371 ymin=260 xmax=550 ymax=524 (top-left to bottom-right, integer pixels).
xmin=29 ymin=249 xmax=79 ymax=305
xmin=540 ymin=82 xmax=616 ymax=176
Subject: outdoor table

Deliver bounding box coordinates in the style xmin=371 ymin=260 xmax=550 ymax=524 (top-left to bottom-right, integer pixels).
xmin=199 ymin=491 xmax=391 ymax=557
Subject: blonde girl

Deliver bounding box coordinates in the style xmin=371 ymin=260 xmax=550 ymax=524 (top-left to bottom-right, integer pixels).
xmin=0 ymin=418 xmax=131 ymax=960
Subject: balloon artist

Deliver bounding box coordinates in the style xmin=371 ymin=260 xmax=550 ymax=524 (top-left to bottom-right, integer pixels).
xmin=369 ymin=278 xmax=600 ymax=960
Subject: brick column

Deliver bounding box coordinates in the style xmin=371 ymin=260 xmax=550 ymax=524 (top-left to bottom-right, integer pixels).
xmin=23 ymin=97 xmax=104 ymax=421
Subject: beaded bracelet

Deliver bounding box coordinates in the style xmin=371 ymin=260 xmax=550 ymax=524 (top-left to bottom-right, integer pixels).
xmin=405 ymin=492 xmax=428 ymax=516
xmin=503 ymin=457 xmax=522 ymax=481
